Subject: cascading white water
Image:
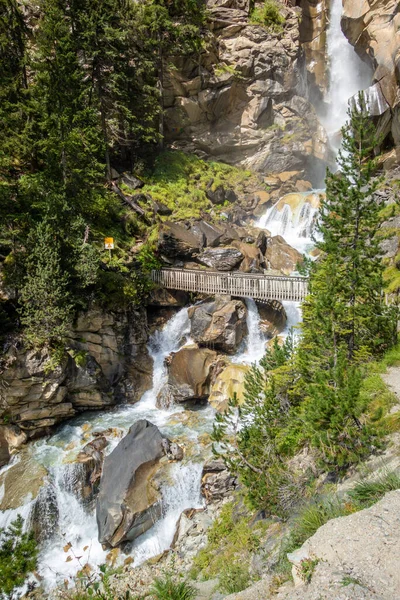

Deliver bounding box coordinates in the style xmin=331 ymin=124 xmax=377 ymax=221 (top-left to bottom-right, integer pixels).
xmin=132 ymin=461 xmax=203 ymax=566
xmin=258 ymin=193 xmax=321 ymax=255
xmin=233 ymin=298 xmax=266 ymax=365
xmin=323 ymin=0 xmax=371 ymax=148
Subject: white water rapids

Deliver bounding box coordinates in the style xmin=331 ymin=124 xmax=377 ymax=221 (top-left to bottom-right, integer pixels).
xmin=0 ymin=0 xmax=373 ymax=592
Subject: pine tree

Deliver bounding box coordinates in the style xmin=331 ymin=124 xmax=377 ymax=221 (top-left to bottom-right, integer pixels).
xmin=300 ymin=95 xmax=395 ymax=374
xmin=19 ymin=219 xmax=74 ymax=347
xmin=212 ymin=336 xmax=295 ymax=515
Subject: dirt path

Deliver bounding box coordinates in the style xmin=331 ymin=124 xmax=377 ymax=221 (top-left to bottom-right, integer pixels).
xmin=382 ymin=366 xmax=400 ymax=401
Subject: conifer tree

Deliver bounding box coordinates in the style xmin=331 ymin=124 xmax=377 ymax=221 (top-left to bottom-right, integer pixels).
xmin=300 ymin=95 xmax=395 ymax=373
xmin=19 ymin=219 xmax=74 ymax=347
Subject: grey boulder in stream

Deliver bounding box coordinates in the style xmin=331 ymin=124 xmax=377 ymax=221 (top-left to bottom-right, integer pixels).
xmin=96 ymin=419 xmax=166 ymax=548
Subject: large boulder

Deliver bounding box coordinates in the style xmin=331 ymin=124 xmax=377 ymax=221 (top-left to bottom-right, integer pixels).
xmin=158 ymin=222 xmax=203 ymax=258
xmin=191 ymin=222 xmax=225 ymax=248
xmin=96 ymin=420 xmax=166 ymax=548
xmin=188 ymin=298 xmax=247 ymax=354
xmin=197 ymin=247 xmax=244 ymax=271
xmin=157 ymin=345 xmax=217 ymax=408
xmin=265 ymin=235 xmax=303 ymax=274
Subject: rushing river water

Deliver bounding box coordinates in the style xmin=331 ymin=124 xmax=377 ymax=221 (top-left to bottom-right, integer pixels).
xmin=0 ymin=0 xmax=374 ymax=591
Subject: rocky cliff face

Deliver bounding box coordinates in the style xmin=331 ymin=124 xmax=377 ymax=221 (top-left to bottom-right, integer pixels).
xmin=0 ymin=307 xmax=152 ymax=444
xmin=298 ymin=0 xmax=329 ymax=100
xmin=342 ymin=0 xmax=400 ymax=145
xmin=164 ymin=0 xmax=331 ymax=182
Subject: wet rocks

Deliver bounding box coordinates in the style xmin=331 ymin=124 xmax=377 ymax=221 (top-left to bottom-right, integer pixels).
xmin=0 ymin=450 xmax=47 ymax=511
xmin=76 ymin=435 xmax=109 ymax=490
xmin=257 ymin=300 xmax=287 ymax=337
xmin=96 ymin=420 xmax=167 ymax=548
xmin=197 ymin=247 xmax=244 ymax=271
xmin=188 ymin=297 xmax=247 ymax=354
xmin=157 ymin=345 xmax=217 ymax=408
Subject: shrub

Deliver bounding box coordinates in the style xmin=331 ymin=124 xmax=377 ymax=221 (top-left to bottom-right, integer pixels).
xmin=150 ymin=572 xmax=196 ymax=600
xmin=250 ymin=1 xmax=285 ymax=32
xmin=0 ymin=515 xmax=38 ymax=597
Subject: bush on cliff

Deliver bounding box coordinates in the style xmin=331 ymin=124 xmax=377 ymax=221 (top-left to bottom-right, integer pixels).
xmin=250 ymin=1 xmax=285 ymax=32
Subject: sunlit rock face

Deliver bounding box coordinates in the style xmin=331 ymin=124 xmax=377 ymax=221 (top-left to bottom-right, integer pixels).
xmin=163 ymin=0 xmax=331 ymax=181
xmin=298 ymin=0 xmax=330 ymax=99
xmin=342 ymin=0 xmax=400 ymax=144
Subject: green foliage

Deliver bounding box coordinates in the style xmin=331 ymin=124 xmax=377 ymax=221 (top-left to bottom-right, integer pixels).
xmin=19 ymin=219 xmax=74 ymax=348
xmin=150 ymin=571 xmax=196 ymax=600
xmin=192 ymin=502 xmax=260 ymax=583
xmin=250 ymin=1 xmax=285 ymax=32
xmin=0 ymin=0 xmax=207 ymax=346
xmin=299 ymin=557 xmax=319 ymax=584
xmin=287 ymin=497 xmax=348 ymax=553
xmin=218 ymin=563 xmax=251 ymax=594
xmin=0 ymin=516 xmax=38 ymax=598
xmin=141 ymin=151 xmax=254 ymax=220
xmin=347 ymin=471 xmax=400 ymax=509
xmin=212 ymin=338 xmax=296 ymax=515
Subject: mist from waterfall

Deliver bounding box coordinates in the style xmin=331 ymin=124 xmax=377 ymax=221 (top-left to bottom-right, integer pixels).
xmin=322 ymin=0 xmax=372 ymax=149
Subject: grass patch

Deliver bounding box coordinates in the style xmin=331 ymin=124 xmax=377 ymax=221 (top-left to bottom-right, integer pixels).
xmin=347 ymin=470 xmax=400 ymax=509
xmin=151 ymin=571 xmax=196 ymax=600
xmin=250 ymin=0 xmax=285 ymax=32
xmin=140 ymin=151 xmax=256 ymax=221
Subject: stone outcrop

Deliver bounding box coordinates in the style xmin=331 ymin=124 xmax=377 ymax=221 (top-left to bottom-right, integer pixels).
xmin=265 ymin=235 xmax=303 ymax=274
xmin=96 ymin=420 xmax=167 ymax=548
xmin=201 ymin=458 xmax=237 ymax=503
xmin=0 ymin=451 xmax=47 ymax=511
xmin=282 ymin=490 xmax=400 ymax=600
xmin=163 ymin=0 xmax=331 ymax=182
xmin=188 ymin=297 xmax=247 ymax=354
xmin=157 ymin=345 xmax=217 ymax=408
xmin=208 ymin=363 xmax=249 ymax=411
xmin=158 ymin=222 xmax=203 ymax=258
xmin=342 ymin=0 xmax=400 ymax=145
xmin=0 ymin=307 xmax=152 ymax=441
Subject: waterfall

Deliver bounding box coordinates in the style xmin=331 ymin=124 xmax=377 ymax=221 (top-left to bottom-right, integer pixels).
xmin=233 ymin=299 xmax=266 ymax=365
xmin=138 ymin=307 xmax=191 ymax=412
xmin=323 ymin=0 xmax=371 ymax=148
xmin=131 ymin=461 xmax=203 ymax=566
xmin=258 ymin=194 xmax=321 ymax=255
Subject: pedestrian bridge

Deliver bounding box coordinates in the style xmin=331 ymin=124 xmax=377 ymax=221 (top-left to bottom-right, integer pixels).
xmin=151 ymin=268 xmax=309 ymax=302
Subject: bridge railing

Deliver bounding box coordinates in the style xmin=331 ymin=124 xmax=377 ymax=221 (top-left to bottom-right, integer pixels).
xmin=151 ymin=268 xmax=309 ymax=302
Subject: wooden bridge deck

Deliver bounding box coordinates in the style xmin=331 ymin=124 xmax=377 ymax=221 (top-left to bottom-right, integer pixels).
xmin=151 ymin=268 xmax=309 ymax=302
